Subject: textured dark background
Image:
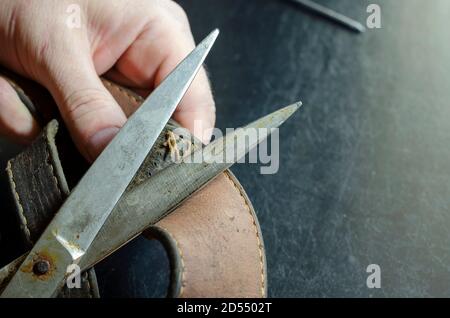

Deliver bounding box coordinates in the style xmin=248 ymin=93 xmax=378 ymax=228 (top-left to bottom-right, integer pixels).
xmin=1 ymin=0 xmax=450 ymax=297
xmin=175 ymin=0 xmax=450 ymax=297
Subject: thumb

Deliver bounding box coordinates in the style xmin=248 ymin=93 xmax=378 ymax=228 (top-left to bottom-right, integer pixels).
xmin=44 ymin=54 xmax=126 ymax=162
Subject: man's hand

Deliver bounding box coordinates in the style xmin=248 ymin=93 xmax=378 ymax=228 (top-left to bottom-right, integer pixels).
xmin=0 ymin=0 xmax=215 ymax=161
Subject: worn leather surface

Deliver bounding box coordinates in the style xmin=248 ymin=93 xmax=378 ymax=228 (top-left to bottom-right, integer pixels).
xmin=0 ymin=73 xmax=267 ymax=297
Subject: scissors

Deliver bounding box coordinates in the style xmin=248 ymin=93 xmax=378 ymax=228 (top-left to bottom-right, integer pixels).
xmin=0 ymin=29 xmax=300 ymax=298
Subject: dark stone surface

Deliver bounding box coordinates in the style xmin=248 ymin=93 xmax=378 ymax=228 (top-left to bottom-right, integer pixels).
xmin=1 ymin=0 xmax=450 ymax=298
xmin=176 ymin=0 xmax=450 ymax=297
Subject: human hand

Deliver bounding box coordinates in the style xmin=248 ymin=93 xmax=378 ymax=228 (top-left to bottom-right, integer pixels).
xmin=0 ymin=0 xmax=215 ymax=161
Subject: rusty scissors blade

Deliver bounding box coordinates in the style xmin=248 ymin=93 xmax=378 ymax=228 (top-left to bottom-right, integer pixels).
xmin=0 ymin=29 xmax=219 ymax=298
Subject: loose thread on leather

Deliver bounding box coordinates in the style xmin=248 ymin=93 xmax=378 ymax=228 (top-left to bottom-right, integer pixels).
xmin=164 ymin=131 xmax=181 ymax=162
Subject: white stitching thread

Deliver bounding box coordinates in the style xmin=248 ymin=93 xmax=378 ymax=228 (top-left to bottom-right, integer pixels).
xmin=6 ymin=160 xmax=32 ymax=245
xmin=44 ymin=143 xmax=62 ymax=197
xmin=102 ymin=80 xmax=142 ymax=105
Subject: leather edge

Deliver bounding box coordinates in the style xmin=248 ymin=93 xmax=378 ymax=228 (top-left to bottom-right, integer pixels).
xmin=44 ymin=120 xmax=70 ymax=196
xmin=223 ymin=170 xmax=268 ymax=298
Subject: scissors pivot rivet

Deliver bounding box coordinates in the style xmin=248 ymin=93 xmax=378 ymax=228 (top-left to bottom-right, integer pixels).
xmin=33 ymin=260 xmax=50 ymax=276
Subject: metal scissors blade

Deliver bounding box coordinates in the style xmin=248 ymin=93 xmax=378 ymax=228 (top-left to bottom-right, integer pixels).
xmin=1 ymin=29 xmax=219 ymax=298
xmin=0 ymin=102 xmax=301 ymax=295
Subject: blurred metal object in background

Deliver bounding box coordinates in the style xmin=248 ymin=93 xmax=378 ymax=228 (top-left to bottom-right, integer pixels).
xmin=288 ymin=0 xmax=366 ymax=33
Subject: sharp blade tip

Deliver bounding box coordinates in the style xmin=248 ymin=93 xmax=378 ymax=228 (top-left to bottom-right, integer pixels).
xmin=200 ymin=29 xmax=220 ymax=50
xmin=292 ymin=101 xmax=303 ymax=111
xmin=272 ymin=101 xmax=302 ymax=126
xmin=211 ymin=28 xmax=220 ymax=37
xmin=282 ymin=100 xmax=303 ymax=116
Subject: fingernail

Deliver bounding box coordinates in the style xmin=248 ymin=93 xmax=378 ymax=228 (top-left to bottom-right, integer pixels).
xmin=87 ymin=127 xmax=120 ymax=162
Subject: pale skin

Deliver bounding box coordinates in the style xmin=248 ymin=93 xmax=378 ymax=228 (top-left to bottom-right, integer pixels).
xmin=0 ymin=0 xmax=215 ymax=161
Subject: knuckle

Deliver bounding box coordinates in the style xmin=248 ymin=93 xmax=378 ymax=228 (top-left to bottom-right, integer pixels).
xmin=63 ymin=88 xmax=113 ymax=122
xmin=156 ymin=0 xmax=190 ymax=31
xmin=167 ymin=2 xmax=189 ymax=25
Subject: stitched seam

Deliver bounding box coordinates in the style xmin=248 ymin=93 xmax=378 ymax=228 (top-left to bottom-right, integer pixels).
xmin=102 ymin=80 xmax=142 ymax=105
xmin=44 ymin=142 xmax=62 ymax=197
xmin=6 ymin=161 xmax=32 ymax=245
xmin=158 ymin=225 xmax=186 ymax=298
xmin=223 ymin=172 xmax=266 ymax=298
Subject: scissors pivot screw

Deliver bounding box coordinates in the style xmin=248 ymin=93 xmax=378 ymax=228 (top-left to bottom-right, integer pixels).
xmin=33 ymin=260 xmax=50 ymax=276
